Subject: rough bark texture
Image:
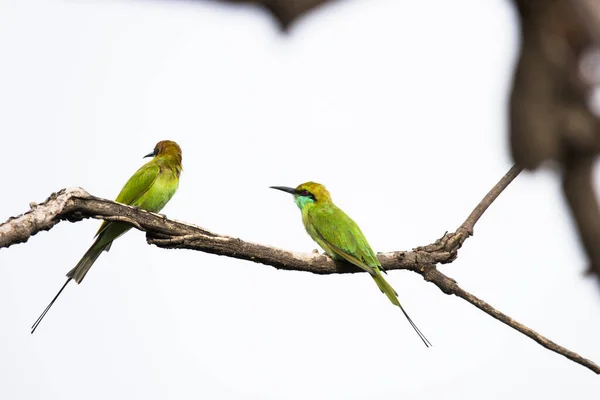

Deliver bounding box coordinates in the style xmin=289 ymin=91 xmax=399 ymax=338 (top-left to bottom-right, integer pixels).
xmin=2 ymin=166 xmax=599 ymax=374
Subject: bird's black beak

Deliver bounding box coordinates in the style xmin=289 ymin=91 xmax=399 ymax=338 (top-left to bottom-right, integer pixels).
xmin=143 ymin=148 xmax=158 ymax=158
xmin=270 ymin=186 xmax=297 ymax=195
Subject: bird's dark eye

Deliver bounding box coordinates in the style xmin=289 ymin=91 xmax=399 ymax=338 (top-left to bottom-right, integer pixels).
xmin=153 ymin=147 xmax=159 ymax=156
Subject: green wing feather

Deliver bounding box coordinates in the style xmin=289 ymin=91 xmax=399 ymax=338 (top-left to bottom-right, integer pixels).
xmin=114 ymin=162 xmax=161 ymax=205
xmin=95 ymin=162 xmax=160 ymax=238
xmin=306 ymin=204 xmax=380 ymax=274
xmin=65 ymin=162 xmax=162 ymax=284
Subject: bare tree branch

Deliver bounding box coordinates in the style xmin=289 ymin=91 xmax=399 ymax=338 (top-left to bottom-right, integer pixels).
xmin=424 ymin=268 xmax=600 ymax=375
xmin=1 ymin=166 xmax=599 ymax=373
xmin=458 ymin=164 xmax=523 ymax=236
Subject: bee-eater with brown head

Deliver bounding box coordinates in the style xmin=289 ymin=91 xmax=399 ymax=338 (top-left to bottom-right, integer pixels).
xmin=31 ymin=140 xmax=183 ymax=333
xmin=271 ymin=182 xmax=431 ymax=347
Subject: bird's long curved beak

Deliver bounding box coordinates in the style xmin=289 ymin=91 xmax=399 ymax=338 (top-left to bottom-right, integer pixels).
xmin=143 ymin=149 xmax=157 ymax=158
xmin=270 ymin=186 xmax=296 ymax=195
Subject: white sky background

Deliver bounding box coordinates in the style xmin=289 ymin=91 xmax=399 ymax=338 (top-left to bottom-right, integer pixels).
xmin=1 ymin=0 xmax=599 ymax=398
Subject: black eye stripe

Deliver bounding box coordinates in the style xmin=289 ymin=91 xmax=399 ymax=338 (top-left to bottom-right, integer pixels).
xmin=298 ymin=190 xmax=316 ymax=200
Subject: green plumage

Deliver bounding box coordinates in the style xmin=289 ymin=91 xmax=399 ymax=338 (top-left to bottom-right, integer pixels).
xmin=68 ymin=151 xmax=180 ymax=283
xmin=272 ymin=182 xmax=431 ymax=347
xmin=31 ymin=140 xmax=183 ymax=333
xmin=302 ymin=201 xmax=399 ymax=299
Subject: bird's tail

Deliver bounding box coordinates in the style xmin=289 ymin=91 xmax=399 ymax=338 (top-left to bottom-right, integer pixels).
xmin=30 ymin=240 xmax=110 ymax=334
xmin=371 ymin=269 xmax=432 ymax=347
xmin=66 ymin=239 xmax=111 ymax=284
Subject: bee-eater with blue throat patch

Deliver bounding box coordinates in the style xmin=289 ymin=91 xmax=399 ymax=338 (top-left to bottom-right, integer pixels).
xmin=271 ymin=182 xmax=431 ymax=347
xmin=31 ymin=140 xmax=183 ymax=333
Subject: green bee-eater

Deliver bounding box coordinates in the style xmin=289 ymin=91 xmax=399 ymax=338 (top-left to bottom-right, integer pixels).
xmin=271 ymin=182 xmax=431 ymax=347
xmin=31 ymin=140 xmax=183 ymax=333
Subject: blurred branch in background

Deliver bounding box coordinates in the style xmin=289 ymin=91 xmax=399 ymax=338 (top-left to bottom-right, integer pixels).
xmin=2 ymin=166 xmax=600 ymax=373
xmin=510 ymin=0 xmax=600 ymax=282
xmin=200 ymin=0 xmax=338 ymax=30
